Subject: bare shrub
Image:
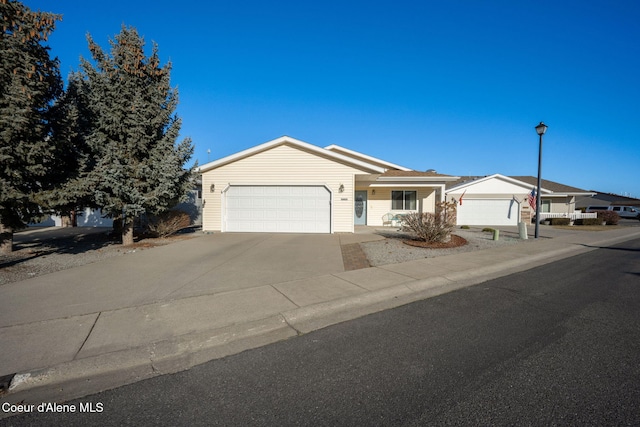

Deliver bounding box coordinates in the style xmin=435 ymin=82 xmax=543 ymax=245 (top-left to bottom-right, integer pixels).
xmin=146 ymin=210 xmax=191 ymax=237
xmin=598 ymin=210 xmax=620 ymax=225
xmin=401 ymin=201 xmax=457 ymax=243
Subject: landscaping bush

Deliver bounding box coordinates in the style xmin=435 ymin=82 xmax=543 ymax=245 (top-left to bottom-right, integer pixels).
xmin=577 ymin=218 xmax=602 ymax=226
xmin=598 ymin=210 xmax=620 ymax=225
xmin=482 ymin=227 xmax=494 ymax=233
xmin=550 ymin=218 xmax=571 ymax=226
xmin=146 ymin=210 xmax=191 ymax=237
xmin=460 ymin=225 xmax=470 ymax=229
xmin=401 ymin=201 xmax=456 ymax=243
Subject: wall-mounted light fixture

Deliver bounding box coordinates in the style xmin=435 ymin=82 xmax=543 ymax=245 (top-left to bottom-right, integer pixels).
xmin=338 ymin=184 xmax=344 ymax=193
xmin=372 ymin=189 xmax=376 ymax=195
xmin=210 ymin=183 xmax=215 ymax=193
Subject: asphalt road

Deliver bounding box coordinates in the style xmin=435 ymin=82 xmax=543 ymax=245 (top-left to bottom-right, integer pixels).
xmin=2 ymin=238 xmax=639 ymax=426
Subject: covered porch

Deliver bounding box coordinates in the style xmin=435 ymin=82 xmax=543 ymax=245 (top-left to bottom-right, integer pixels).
xmin=353 ymin=170 xmax=458 ymax=227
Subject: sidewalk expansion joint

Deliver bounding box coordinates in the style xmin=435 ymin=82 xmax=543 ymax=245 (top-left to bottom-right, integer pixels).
xmin=74 ymin=312 xmax=101 ymax=360
xmin=280 ymin=313 xmax=303 ymax=336
xmin=270 ymin=284 xmax=301 ymax=309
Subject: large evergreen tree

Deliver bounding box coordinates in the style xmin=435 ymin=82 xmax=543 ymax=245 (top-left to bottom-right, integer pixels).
xmin=39 ymin=72 xmax=97 ymax=226
xmin=0 ymin=0 xmax=63 ymax=253
xmin=78 ymin=26 xmax=194 ymax=245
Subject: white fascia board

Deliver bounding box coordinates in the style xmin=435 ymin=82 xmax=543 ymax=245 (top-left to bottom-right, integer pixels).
xmin=446 ymin=173 xmax=547 ymax=193
xmin=377 ymin=176 xmax=460 ymax=182
xmin=544 ymin=192 xmax=596 ymax=197
xmin=324 ymin=144 xmax=412 ymax=171
xmin=370 ymin=183 xmax=444 ymax=188
xmin=197 ymin=136 xmax=385 ymax=173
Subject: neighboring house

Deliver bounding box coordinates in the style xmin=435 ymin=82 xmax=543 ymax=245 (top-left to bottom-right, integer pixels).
xmin=445 ymin=174 xmax=595 ymax=226
xmin=29 ymin=182 xmax=202 ymax=229
xmin=197 ymin=136 xmax=459 ymax=233
xmin=173 ymin=184 xmax=203 ymax=226
xmin=29 ymin=208 xmax=114 ymax=228
xmin=575 ymin=191 xmax=640 ymax=209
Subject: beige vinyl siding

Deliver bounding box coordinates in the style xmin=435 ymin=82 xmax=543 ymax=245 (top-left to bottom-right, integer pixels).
xmin=548 ymin=196 xmax=575 ymax=214
xmin=361 ymin=187 xmax=437 ymax=226
xmin=202 ymin=144 xmax=370 ymax=232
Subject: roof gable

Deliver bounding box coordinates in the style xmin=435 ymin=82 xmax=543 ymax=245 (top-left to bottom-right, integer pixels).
xmin=197 ymin=136 xmax=386 ymax=174
xmin=447 ymin=174 xmax=595 ymax=196
xmin=446 ymin=174 xmax=534 ymax=194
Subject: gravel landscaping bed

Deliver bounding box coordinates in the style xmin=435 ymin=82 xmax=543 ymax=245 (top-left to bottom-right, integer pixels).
xmin=360 ymin=228 xmax=527 ymax=266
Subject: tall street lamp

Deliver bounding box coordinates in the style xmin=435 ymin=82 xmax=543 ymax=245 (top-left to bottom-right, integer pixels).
xmin=534 ymin=121 xmax=548 ymax=239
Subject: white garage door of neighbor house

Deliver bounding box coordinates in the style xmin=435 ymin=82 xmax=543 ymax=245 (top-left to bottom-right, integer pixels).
xmin=225 ymin=186 xmax=331 ymax=233
xmin=456 ymin=199 xmax=518 ymax=226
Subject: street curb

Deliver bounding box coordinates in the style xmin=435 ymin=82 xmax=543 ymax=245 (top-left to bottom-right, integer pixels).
xmin=2 ymin=230 xmax=639 ymax=416
xmin=0 ymin=316 xmax=296 ymax=418
xmin=282 ymin=243 xmax=593 ymax=335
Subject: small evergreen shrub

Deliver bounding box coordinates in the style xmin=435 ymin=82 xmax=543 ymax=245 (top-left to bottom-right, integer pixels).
xmin=482 ymin=227 xmax=494 ymax=233
xmin=460 ymin=225 xmax=470 ymax=229
xmin=598 ymin=210 xmax=620 ymax=225
xmin=550 ymin=218 xmax=570 ymax=226
xmin=146 ymin=210 xmax=191 ymax=237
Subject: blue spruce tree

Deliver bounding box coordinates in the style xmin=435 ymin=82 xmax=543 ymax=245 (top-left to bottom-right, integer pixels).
xmin=78 ymin=26 xmax=194 ymax=245
xmin=0 ymin=0 xmax=63 ymax=253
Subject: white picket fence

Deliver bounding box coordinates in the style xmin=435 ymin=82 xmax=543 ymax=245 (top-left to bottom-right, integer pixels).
xmin=538 ymin=212 xmax=597 ymax=221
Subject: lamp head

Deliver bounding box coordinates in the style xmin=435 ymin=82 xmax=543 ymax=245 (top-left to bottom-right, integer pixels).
xmin=535 ymin=122 xmax=548 ymax=136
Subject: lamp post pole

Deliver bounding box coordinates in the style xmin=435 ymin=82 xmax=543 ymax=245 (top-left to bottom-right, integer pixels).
xmin=534 ymin=122 xmax=548 ymax=239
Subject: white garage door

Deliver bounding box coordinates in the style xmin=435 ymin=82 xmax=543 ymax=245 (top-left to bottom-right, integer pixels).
xmin=456 ymin=199 xmax=518 ymax=226
xmin=225 ymin=186 xmax=331 ymax=233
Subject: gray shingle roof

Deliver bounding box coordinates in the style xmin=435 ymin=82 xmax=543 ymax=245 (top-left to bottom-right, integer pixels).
xmin=509 ymin=176 xmax=591 ymax=193
xmin=445 ymin=174 xmax=592 ymax=194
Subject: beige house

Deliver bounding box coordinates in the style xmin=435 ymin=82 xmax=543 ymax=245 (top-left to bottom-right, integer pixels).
xmin=198 ymin=136 xmax=459 ymax=233
xmin=446 ymin=174 xmax=595 ymax=226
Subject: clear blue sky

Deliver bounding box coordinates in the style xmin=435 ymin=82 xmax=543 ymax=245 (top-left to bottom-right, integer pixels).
xmin=29 ymin=0 xmax=640 ymax=197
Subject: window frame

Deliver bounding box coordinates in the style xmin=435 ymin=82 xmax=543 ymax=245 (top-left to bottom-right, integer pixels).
xmin=541 ymin=200 xmax=551 ymax=213
xmin=391 ymin=190 xmax=417 ymax=210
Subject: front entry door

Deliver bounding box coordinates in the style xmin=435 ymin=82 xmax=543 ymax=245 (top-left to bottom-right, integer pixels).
xmin=354 ymin=190 xmax=367 ymax=225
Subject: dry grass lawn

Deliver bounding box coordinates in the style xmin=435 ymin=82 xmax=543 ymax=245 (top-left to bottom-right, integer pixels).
xmin=552 ymin=225 xmax=616 ymax=231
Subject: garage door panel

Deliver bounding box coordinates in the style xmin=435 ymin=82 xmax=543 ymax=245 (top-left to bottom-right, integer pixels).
xmin=225 ymin=185 xmax=330 ymax=233
xmin=457 ymin=199 xmax=517 ymax=226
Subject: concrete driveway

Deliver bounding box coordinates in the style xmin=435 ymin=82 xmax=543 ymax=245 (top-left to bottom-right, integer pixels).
xmin=2 ymin=231 xmax=385 ymax=376
xmin=0 ymin=232 xmax=351 ymax=328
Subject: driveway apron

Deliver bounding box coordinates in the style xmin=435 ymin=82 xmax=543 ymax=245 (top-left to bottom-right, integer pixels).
xmin=0 ymin=233 xmax=345 ymax=327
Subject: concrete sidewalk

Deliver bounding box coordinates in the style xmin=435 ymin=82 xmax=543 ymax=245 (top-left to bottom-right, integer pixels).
xmin=1 ymin=225 xmax=639 ymax=412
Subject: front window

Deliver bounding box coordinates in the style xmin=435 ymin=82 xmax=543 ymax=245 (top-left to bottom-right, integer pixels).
xmin=542 ymin=200 xmax=551 ymax=213
xmin=391 ymin=191 xmax=417 ymax=210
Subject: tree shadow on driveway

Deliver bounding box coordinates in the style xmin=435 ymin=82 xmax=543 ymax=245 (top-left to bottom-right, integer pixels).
xmin=1 ymin=228 xmax=119 ymax=269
